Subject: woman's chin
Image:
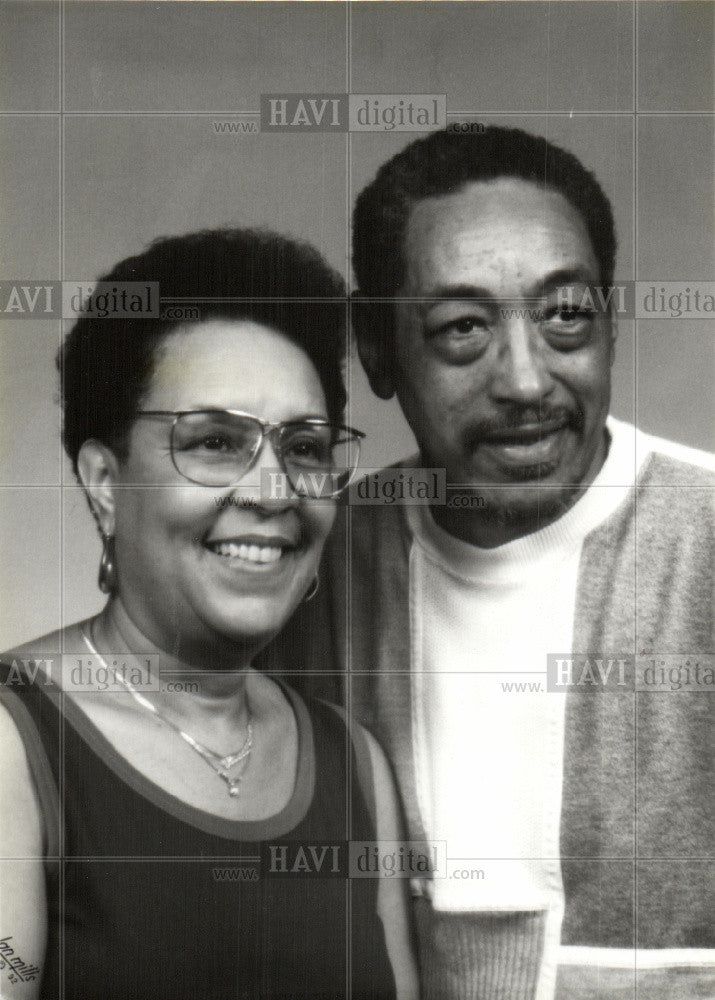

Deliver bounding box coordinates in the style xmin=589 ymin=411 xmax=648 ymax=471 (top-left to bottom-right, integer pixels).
xmin=198 ymin=598 xmax=305 ymax=655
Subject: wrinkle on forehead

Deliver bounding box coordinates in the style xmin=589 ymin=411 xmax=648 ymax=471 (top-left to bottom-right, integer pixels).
xmin=402 ymin=178 xmax=598 ymax=297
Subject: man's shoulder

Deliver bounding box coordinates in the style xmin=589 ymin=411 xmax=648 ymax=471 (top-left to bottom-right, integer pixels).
xmin=617 ymin=424 xmax=714 ymax=536
xmin=635 ymin=425 xmax=714 ymax=487
xmin=341 ymin=458 xmax=419 ymax=528
xmin=329 ymin=460 xmax=417 ymax=570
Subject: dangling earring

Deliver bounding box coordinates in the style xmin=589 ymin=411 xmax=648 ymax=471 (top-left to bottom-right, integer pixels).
xmin=304 ymin=574 xmax=319 ymax=602
xmin=98 ymin=533 xmax=117 ymax=594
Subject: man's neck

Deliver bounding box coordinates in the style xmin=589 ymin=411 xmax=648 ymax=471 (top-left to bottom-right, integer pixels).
xmin=430 ymin=495 xmax=579 ymax=548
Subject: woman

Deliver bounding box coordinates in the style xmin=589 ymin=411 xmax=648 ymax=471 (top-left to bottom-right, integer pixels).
xmin=0 ymin=230 xmax=417 ymax=999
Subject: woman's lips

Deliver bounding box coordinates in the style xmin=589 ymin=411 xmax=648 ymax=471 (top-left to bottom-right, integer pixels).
xmin=204 ymin=534 xmax=298 ymax=568
xmin=212 ymin=541 xmax=283 ymax=564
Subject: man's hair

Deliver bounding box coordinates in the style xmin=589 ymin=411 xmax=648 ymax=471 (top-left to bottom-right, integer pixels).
xmin=353 ymin=125 xmax=617 ymax=307
xmin=59 ymin=228 xmax=347 ymax=475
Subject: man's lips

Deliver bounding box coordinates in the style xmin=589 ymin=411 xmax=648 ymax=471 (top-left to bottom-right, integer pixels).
xmin=474 ymin=417 xmax=572 ymax=473
xmin=478 ymin=416 xmax=570 ymax=445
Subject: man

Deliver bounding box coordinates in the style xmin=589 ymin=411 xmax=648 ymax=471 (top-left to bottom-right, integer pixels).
xmin=265 ymin=127 xmax=713 ymax=999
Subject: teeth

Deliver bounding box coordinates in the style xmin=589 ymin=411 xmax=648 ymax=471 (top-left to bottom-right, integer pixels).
xmin=212 ymin=542 xmax=283 ymax=563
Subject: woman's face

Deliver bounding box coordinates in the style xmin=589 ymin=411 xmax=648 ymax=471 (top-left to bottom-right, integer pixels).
xmin=110 ymin=319 xmax=336 ymax=658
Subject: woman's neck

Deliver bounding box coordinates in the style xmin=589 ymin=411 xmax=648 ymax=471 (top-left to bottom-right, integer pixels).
xmin=89 ymin=597 xmax=259 ymax=727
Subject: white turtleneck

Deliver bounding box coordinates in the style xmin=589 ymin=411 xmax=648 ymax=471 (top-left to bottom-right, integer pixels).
xmin=406 ymin=416 xmax=646 ymax=915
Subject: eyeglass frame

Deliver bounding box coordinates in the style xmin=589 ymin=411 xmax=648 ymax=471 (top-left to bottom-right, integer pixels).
xmin=133 ymin=408 xmax=366 ymax=497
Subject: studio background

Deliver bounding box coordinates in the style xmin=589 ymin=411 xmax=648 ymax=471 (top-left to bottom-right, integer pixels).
xmin=1 ymin=1 xmax=712 ymax=649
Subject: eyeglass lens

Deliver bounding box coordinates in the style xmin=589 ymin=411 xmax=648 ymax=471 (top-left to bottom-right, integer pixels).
xmin=170 ymin=411 xmax=359 ymax=495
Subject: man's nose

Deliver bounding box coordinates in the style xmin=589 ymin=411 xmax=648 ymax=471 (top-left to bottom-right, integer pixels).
xmin=490 ymin=317 xmax=555 ymax=405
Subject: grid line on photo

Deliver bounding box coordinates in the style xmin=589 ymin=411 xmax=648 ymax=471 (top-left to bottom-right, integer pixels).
xmin=344 ymin=7 xmax=353 ymax=995
xmin=6 ymin=110 xmax=715 ymax=119
xmin=57 ymin=4 xmax=67 ymax=999
xmin=633 ymin=0 xmax=640 ymax=977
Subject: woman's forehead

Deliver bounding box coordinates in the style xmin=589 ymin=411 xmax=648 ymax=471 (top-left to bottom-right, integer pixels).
xmin=144 ymin=319 xmax=327 ymax=417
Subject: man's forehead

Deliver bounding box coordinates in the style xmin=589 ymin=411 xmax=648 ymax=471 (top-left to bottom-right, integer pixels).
xmin=401 ymin=177 xmax=599 ymax=293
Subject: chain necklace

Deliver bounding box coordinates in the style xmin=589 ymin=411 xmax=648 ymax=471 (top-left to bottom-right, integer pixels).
xmin=80 ymin=627 xmax=254 ymax=797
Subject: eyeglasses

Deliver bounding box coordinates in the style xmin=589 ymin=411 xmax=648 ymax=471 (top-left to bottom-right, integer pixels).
xmin=134 ymin=409 xmax=365 ymax=498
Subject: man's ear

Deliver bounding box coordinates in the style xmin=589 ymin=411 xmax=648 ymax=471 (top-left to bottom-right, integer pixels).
xmin=352 ymin=291 xmax=396 ymax=400
xmin=76 ymin=439 xmax=120 ymax=536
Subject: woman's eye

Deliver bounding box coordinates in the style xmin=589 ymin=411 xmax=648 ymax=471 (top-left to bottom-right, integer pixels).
xmin=198 ymin=435 xmax=235 ymax=452
xmin=284 ymin=435 xmax=331 ymax=466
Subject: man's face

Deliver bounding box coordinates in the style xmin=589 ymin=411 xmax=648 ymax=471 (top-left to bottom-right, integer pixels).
xmin=391 ymin=177 xmax=614 ymax=533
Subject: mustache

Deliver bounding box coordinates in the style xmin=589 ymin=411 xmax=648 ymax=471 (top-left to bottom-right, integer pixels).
xmin=463 ymin=405 xmax=584 ymax=447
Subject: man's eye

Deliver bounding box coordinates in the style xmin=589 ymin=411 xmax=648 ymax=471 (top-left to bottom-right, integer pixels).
xmin=542 ymin=306 xmax=596 ymax=349
xmin=545 ymin=306 xmax=596 ymax=326
xmin=439 ymin=316 xmax=487 ymax=336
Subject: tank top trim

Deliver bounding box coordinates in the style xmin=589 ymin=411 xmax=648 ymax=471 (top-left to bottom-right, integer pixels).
xmin=0 ymin=683 xmax=62 ymax=861
xmin=2 ymin=661 xmax=315 ymax=843
xmin=318 ymin=698 xmax=377 ymax=829
xmin=65 ymin=676 xmax=314 ymax=841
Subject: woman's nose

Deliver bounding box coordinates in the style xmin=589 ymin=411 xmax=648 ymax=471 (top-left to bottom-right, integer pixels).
xmin=234 ymin=435 xmax=300 ymax=511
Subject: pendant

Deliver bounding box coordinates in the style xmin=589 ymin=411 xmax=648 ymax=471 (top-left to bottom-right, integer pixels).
xmin=218 ymin=769 xmax=243 ymax=797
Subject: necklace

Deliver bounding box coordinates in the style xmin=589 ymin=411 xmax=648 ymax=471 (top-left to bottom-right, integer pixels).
xmin=80 ymin=627 xmax=254 ymax=797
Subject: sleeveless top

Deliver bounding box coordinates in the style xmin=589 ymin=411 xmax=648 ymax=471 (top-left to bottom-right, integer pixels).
xmin=0 ymin=660 xmax=396 ymax=1000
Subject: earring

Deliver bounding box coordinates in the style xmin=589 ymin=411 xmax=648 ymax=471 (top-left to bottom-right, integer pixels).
xmin=304 ymin=574 xmax=320 ymax=602
xmin=98 ymin=534 xmax=117 ymax=594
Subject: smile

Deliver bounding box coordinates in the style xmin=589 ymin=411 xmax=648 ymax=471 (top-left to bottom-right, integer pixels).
xmin=210 ymin=542 xmax=283 ymax=564
xmin=204 ymin=533 xmax=298 ymax=568
xmin=478 ymin=420 xmax=570 ymax=472
xmin=479 ymin=417 xmax=570 ymax=446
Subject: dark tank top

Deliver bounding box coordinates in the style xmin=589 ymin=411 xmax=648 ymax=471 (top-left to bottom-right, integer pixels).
xmin=0 ymin=660 xmax=396 ymax=1000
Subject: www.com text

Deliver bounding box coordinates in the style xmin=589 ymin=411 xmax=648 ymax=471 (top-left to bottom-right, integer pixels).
xmin=159 ymin=304 xmax=201 ymax=322
xmin=450 ymin=867 xmax=486 ymax=879
xmin=499 ymin=307 xmax=544 ymax=322
xmin=214 ymin=496 xmax=259 ymax=509
xmin=447 ymin=492 xmax=487 ymax=509
xmin=212 ymin=120 xmax=259 ymax=135
xmin=212 ymin=867 xmax=259 ymax=882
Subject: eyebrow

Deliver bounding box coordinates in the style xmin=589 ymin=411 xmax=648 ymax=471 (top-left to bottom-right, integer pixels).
xmin=420 ymin=267 xmax=599 ymax=311
xmin=176 ymin=407 xmax=331 ymax=422
xmin=536 ymin=267 xmax=599 ymax=294
xmin=421 ymin=284 xmax=495 ymax=308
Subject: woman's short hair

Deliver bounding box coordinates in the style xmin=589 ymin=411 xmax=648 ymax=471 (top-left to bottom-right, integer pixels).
xmin=59 ymin=229 xmax=347 ymax=475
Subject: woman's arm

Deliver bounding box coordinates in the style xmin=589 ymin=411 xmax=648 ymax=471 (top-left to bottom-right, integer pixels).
xmin=362 ymin=727 xmax=420 ymax=1000
xmin=0 ymin=703 xmax=46 ymax=1000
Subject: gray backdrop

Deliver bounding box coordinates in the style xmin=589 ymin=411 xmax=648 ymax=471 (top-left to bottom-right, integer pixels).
xmin=1 ymin=1 xmax=713 ymax=648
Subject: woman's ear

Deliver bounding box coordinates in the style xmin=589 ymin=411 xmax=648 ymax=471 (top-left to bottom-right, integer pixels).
xmin=76 ymin=440 xmax=120 ymax=536
xmin=352 ymin=292 xmax=396 ymax=401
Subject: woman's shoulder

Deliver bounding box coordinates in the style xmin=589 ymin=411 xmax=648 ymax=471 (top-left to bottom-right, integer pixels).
xmin=308 ymin=697 xmax=400 ymax=825
xmin=1 ymin=619 xmax=93 ymax=666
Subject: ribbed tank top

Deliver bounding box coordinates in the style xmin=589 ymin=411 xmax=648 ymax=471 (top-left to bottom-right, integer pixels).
xmin=0 ymin=661 xmax=396 ymax=1000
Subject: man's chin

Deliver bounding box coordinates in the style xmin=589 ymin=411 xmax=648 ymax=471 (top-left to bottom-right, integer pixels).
xmin=478 ymin=483 xmax=581 ymax=529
